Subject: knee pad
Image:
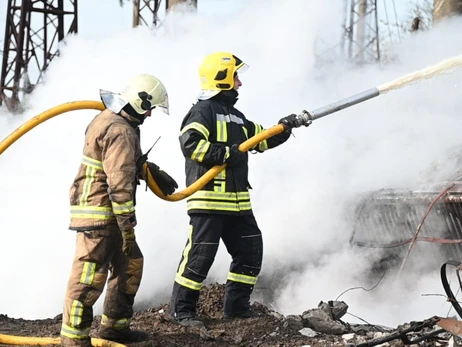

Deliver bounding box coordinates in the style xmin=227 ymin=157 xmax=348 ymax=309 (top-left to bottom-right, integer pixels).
xmin=188 ymin=242 xmax=218 ymax=278
xmin=125 ymin=257 xmax=144 ymax=295
xmin=235 ymin=236 xmax=263 ymax=277
xmin=247 ymin=236 xmax=263 ymax=264
xmin=78 ymin=261 xmax=108 ymax=306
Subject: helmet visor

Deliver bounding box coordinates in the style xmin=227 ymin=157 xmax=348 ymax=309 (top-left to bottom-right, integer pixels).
xmin=233 ymin=54 xmax=249 ymax=73
xmin=152 ymin=94 xmax=169 ymax=115
xmin=237 ymin=63 xmax=249 ymax=74
xmin=155 ymin=105 xmax=169 ymax=115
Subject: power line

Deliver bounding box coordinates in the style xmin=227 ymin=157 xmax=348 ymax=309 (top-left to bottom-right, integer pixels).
xmin=391 ymin=0 xmax=401 ymax=40
xmin=382 ymin=0 xmax=393 ymax=43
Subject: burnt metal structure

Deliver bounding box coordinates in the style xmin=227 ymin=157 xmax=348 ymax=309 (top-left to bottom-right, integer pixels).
xmin=350 ymin=178 xmax=462 ymax=268
xmin=1 ymin=0 xmax=78 ymax=112
xmin=132 ymin=0 xmax=197 ymax=28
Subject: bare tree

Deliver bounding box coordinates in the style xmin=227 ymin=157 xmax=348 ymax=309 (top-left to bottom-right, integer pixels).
xmin=398 ymin=0 xmax=434 ymax=33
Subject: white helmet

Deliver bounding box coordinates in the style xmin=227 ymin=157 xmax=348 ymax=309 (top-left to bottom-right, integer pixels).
xmin=101 ymin=74 xmax=169 ymax=116
xmin=121 ymin=74 xmax=169 ymax=115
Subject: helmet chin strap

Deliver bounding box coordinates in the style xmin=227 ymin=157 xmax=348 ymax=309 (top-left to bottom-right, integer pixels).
xmin=135 ymin=114 xmax=145 ymax=125
xmin=122 ymin=103 xmax=145 ymax=125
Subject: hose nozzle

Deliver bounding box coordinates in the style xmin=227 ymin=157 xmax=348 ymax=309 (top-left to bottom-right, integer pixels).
xmin=294 ymin=110 xmax=313 ymax=127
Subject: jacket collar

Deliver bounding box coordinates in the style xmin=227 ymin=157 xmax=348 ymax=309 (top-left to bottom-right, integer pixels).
xmin=212 ymin=89 xmax=239 ymax=107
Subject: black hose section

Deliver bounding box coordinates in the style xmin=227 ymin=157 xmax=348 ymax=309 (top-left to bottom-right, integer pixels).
xmin=354 ymin=317 xmax=442 ymax=347
xmin=400 ymin=328 xmax=445 ymax=344
xmin=441 ymin=260 xmax=462 ymax=318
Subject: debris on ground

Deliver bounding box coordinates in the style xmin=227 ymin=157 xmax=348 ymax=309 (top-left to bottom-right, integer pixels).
xmin=1 ymin=283 xmax=461 ymax=347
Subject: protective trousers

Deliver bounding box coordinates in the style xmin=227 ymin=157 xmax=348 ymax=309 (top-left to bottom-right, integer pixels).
xmin=60 ymin=225 xmax=143 ymax=345
xmin=170 ymin=213 xmax=263 ymax=319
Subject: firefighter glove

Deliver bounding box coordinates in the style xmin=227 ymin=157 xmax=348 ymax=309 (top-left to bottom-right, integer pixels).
xmin=122 ymin=229 xmax=136 ymax=257
xmin=225 ymin=144 xmax=247 ymax=167
xmin=279 ymin=112 xmax=312 ymax=128
xmin=147 ymin=161 xmax=178 ymax=196
xmin=278 ymin=114 xmax=299 ymax=128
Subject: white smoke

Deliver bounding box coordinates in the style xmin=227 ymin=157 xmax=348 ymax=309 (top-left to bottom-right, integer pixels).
xmin=1 ymin=0 xmax=462 ymax=328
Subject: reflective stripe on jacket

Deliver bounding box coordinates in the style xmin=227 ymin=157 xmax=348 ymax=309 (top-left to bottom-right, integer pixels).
xmin=69 ymin=109 xmax=142 ymax=231
xmin=179 ymin=97 xmax=289 ymax=215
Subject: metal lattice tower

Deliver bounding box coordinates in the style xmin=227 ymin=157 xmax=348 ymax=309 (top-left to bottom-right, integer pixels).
xmin=1 ymin=0 xmax=78 ymax=112
xmin=132 ymin=0 xmax=197 ymax=28
xmin=342 ymin=0 xmax=380 ymax=64
xmin=132 ymin=0 xmax=162 ymax=27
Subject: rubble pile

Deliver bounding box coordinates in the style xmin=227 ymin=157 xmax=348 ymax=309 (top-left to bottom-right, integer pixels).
xmin=1 ymin=283 xmax=461 ymax=347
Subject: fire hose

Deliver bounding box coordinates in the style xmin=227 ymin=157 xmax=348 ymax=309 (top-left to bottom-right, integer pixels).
xmin=441 ymin=260 xmax=462 ymax=318
xmin=354 ymin=316 xmax=448 ymax=347
xmin=355 ymin=314 xmax=462 ymax=346
xmin=354 ymin=315 xmax=462 ymax=346
xmin=0 ymin=334 xmax=125 ymax=347
xmin=0 ymin=55 xmax=462 ymax=347
xmin=1 ymin=54 xmax=462 ymax=203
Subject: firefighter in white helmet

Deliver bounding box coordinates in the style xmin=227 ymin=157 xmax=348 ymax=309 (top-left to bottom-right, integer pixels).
xmin=169 ymin=52 xmax=305 ymax=328
xmin=60 ymin=74 xmax=177 ymax=346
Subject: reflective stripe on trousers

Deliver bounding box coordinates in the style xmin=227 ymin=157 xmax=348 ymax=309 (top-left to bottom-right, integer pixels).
xmin=61 ymin=226 xmax=143 ymax=341
xmin=170 ymin=213 xmax=263 ymax=318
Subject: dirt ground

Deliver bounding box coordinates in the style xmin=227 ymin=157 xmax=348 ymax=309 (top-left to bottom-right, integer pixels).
xmin=0 ymin=283 xmax=457 ymax=347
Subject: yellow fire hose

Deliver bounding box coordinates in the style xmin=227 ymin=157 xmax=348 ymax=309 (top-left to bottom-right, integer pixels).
xmin=0 ymin=334 xmax=126 ymax=346
xmin=2 ymin=55 xmax=461 ymax=346
xmin=0 ymin=101 xmax=288 ymax=346
xmin=4 ymin=53 xmax=462 ymax=201
xmin=0 ymin=100 xmax=288 ymax=202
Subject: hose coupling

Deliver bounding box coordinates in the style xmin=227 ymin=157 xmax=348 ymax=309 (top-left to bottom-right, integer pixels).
xmin=295 ymin=110 xmax=313 ymax=127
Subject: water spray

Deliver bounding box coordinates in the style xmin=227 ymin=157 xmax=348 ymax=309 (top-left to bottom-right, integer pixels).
xmin=294 ymin=54 xmax=462 ymax=125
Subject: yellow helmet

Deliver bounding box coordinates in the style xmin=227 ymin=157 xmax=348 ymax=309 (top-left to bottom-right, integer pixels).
xmin=199 ymin=52 xmax=249 ymax=94
xmin=120 ymin=74 xmax=169 ymax=115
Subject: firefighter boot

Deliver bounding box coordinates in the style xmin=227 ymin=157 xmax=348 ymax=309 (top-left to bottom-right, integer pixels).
xmin=223 ymin=308 xmax=263 ymax=320
xmin=176 ymin=316 xmax=205 ymax=328
xmin=98 ymin=327 xmax=149 ymax=343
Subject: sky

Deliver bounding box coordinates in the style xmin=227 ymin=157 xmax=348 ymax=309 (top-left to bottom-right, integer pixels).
xmin=1 ymin=0 xmax=462 ymax=329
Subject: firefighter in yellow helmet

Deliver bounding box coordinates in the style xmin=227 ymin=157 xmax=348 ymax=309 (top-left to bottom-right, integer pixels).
xmin=60 ymin=74 xmax=178 ymax=346
xmin=169 ymin=52 xmax=307 ymax=327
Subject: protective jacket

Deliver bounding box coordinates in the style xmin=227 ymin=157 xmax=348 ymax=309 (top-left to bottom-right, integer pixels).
xmin=69 ymin=109 xmax=142 ymax=232
xmin=179 ymin=91 xmax=289 ymax=215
